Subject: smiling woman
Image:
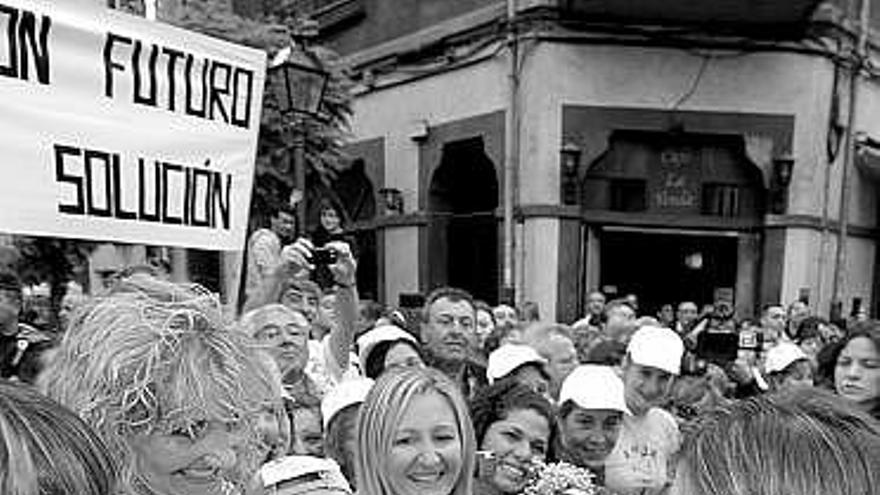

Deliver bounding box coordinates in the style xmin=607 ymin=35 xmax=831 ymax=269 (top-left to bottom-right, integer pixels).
xmin=355 ymin=367 xmax=476 ymax=495
xmin=468 ymin=380 xmax=557 ymax=495
xmin=40 ymin=274 xmax=277 ymax=495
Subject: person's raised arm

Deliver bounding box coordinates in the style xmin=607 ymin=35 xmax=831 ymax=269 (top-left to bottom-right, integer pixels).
xmin=323 ymin=241 xmax=359 ymax=378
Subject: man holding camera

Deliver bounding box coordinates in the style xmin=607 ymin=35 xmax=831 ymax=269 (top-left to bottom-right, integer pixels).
xmin=244 ymin=237 xmax=361 ymax=396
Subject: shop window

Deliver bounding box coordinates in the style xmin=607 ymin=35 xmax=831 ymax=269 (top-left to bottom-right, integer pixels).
xmin=610 ymin=179 xmax=646 ymax=212
xmin=702 ymin=184 xmax=741 ymax=217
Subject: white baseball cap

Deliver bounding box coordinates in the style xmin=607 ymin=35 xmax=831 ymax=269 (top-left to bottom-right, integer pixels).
xmin=764 ymin=342 xmax=809 ymax=374
xmin=558 ymin=365 xmax=629 ymax=414
xmin=486 ymin=344 xmax=548 ymax=384
xmin=356 ymin=324 xmax=418 ymax=371
xmin=321 ymin=378 xmax=374 ymax=428
xmin=260 ymin=455 xmax=352 ymax=493
xmin=627 ymin=326 xmax=684 ymax=375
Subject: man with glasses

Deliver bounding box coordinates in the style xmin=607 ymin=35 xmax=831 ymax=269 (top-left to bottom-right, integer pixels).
xmin=242 ymin=303 xmax=319 ymax=402
xmin=420 ymin=286 xmax=487 ymax=399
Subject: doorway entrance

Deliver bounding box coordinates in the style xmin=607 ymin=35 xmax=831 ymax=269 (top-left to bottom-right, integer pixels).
xmin=428 ymin=137 xmax=500 ymax=303
xmin=599 ymin=229 xmax=738 ymax=315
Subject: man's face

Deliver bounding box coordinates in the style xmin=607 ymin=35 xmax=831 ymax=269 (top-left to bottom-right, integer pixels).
xmin=254 ymin=308 xmax=310 ymax=376
xmin=762 ymin=306 xmax=787 ymax=337
xmin=422 ymin=297 xmax=476 ymax=363
xmin=272 ymin=211 xmax=297 ymax=243
xmin=0 ymin=289 xmax=21 ymax=327
xmin=622 ymin=361 xmax=674 ymax=416
xmin=493 ymin=304 xmax=518 ymax=331
xmin=676 ymin=302 xmax=698 ymax=327
xmin=281 ymin=287 xmax=320 ymax=323
xmin=586 ymin=293 xmax=605 ymax=316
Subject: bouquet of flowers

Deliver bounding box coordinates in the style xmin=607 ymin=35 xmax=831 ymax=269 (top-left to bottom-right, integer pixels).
xmin=522 ymin=460 xmax=600 ymax=495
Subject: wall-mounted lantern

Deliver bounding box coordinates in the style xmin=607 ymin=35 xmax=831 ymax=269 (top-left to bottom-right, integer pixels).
xmin=379 ymin=187 xmax=404 ymax=215
xmin=770 ymin=153 xmax=795 ymax=214
xmin=560 ymin=141 xmax=582 ymax=205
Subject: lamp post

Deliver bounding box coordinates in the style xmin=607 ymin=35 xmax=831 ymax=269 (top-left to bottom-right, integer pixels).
xmin=267 ymin=21 xmax=330 ymax=236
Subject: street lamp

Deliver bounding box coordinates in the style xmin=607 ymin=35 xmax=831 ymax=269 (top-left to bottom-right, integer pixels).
xmin=268 ymin=27 xmax=330 ymax=235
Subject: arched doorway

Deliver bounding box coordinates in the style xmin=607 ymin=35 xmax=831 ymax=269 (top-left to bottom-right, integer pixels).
xmin=581 ymin=130 xmax=767 ymax=316
xmin=428 ymin=137 xmax=499 ymax=303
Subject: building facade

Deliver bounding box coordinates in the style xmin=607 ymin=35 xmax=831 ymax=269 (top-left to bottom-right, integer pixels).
xmin=244 ymin=0 xmax=880 ymax=322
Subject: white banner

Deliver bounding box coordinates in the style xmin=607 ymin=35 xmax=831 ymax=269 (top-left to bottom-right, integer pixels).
xmin=0 ymin=0 xmax=265 ymax=250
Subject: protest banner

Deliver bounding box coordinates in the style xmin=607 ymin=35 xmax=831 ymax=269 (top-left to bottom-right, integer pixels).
xmin=0 ymin=0 xmax=265 ymax=250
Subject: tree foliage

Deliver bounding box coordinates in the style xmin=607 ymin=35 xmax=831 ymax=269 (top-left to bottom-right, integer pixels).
xmin=147 ymin=0 xmax=356 ymax=230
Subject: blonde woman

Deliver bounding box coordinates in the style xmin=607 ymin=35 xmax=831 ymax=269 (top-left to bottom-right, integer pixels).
xmin=41 ymin=274 xmax=277 ymax=495
xmin=355 ymin=367 xmax=476 ymax=495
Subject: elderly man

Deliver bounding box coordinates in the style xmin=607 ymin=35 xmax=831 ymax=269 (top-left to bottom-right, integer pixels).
xmin=242 ymin=304 xmax=320 ymax=404
xmin=605 ymin=326 xmax=684 ymax=495
xmin=42 ymin=275 xmax=277 ymax=495
xmin=244 ymin=237 xmax=360 ymax=396
xmin=420 ymin=286 xmax=487 ymax=399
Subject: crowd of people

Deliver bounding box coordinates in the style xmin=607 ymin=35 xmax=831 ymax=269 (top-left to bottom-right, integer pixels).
xmin=1 ymin=202 xmax=880 ymax=495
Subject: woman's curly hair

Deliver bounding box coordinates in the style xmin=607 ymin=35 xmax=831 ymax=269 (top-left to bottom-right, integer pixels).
xmin=468 ymin=379 xmax=558 ymax=462
xmin=42 ymin=274 xmax=275 ymax=494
